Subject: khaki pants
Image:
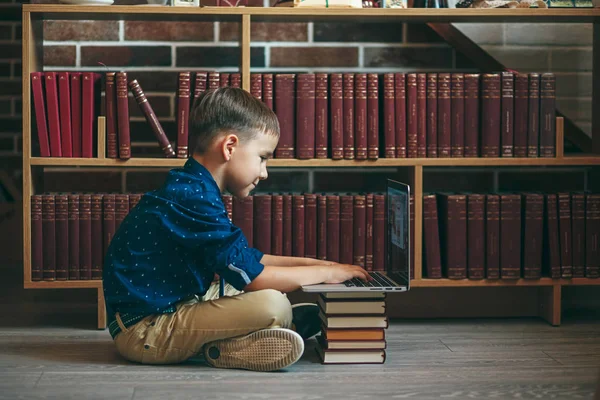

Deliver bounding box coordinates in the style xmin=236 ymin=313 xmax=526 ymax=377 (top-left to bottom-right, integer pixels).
xmin=113 ymin=283 xmax=293 ymax=364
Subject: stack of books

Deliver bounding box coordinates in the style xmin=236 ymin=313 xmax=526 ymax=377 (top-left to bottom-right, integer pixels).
xmin=315 ymin=292 xmax=388 ymax=364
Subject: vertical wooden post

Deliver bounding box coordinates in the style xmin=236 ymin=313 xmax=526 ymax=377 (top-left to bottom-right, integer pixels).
xmin=556 ymin=116 xmax=564 ymax=159
xmin=413 ymin=165 xmax=423 ymax=281
xmin=538 ymin=284 xmax=561 ymax=326
xmin=240 ymin=14 xmax=251 ymax=92
xmin=97 ymin=287 xmax=106 ymax=330
xmin=97 ymin=116 xmax=106 ymax=159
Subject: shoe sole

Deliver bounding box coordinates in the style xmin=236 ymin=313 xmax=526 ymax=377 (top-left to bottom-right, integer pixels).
xmin=204 ymin=328 xmax=304 ymax=372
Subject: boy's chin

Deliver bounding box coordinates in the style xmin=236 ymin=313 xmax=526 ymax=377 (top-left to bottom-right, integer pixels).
xmin=233 ymin=186 xmax=255 ymax=199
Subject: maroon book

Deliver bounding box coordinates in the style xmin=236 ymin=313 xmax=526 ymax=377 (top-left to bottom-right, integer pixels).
xmin=585 ymin=194 xmax=600 ymax=278
xmin=353 ymin=195 xmax=366 ymax=267
xmin=233 ymin=196 xmax=253 ymax=247
xmin=514 ymin=73 xmax=529 ymax=157
xmin=114 ymin=194 xmax=129 ymax=231
xmin=91 ymin=194 xmax=103 ymax=280
xmin=426 ymin=73 xmax=438 ymax=158
xmin=31 ymin=195 xmax=43 ymax=281
xmin=230 ymin=73 xmax=241 ymax=89
xmin=501 ymin=71 xmax=515 ymax=157
xmin=208 ymin=71 xmax=220 ymax=91
xmin=274 ymin=74 xmax=296 ymax=159
xmin=57 ymin=72 xmax=73 ymax=158
xmin=30 ymin=72 xmax=50 ymax=157
xmin=527 ymin=73 xmax=541 ymax=158
xmin=176 ymin=72 xmax=192 ymax=159
xmin=263 ymin=73 xmax=274 ymax=110
xmin=522 ymin=193 xmax=544 ymax=279
xmin=305 ymin=193 xmax=317 ymax=259
xmin=103 ymin=194 xmax=116 ymax=259
xmin=340 ymin=195 xmax=354 ymax=265
xmin=539 ymin=73 xmax=556 ymax=158
xmin=500 ymin=194 xmax=522 ymax=279
xmin=393 ymin=73 xmax=405 ymax=158
xmin=354 ymin=74 xmax=368 ymax=160
xmin=481 ymin=73 xmax=501 ymax=157
xmin=253 ymin=194 xmax=272 ymax=254
xmin=296 ymin=74 xmax=316 ymax=159
xmin=486 ymin=194 xmax=500 ymax=279
xmin=79 ymin=194 xmax=92 ymax=280
xmin=116 ymin=72 xmax=131 ymax=160
xmin=315 ymin=74 xmax=328 ymax=159
xmin=317 ymin=194 xmax=327 ymax=260
xmin=222 ymin=194 xmax=233 ymax=221
xmin=220 ymin=73 xmax=231 ymax=88
xmin=293 ymin=195 xmax=305 ymax=257
xmin=423 ymin=194 xmax=442 ymax=279
xmin=283 ymin=195 xmax=293 ymax=256
xmin=70 ymin=72 xmax=82 ymax=157
xmin=326 ymin=195 xmax=341 ymax=263
xmin=544 ymin=194 xmax=562 ymax=279
xmin=330 ymin=74 xmax=344 ymax=160
xmin=365 ymin=194 xmax=374 ymax=271
xmin=251 ymin=73 xmax=262 ymax=100
xmin=383 ymin=73 xmax=396 ymax=159
xmin=416 ymin=73 xmax=427 ymax=158
xmin=55 ymin=194 xmax=69 ymax=281
xmin=464 ymin=74 xmax=480 ymax=158
xmin=44 ymin=73 xmax=62 ymax=157
xmin=571 ymin=193 xmax=586 ymax=278
xmin=450 ymin=73 xmax=465 ymax=158
xmin=373 ymin=194 xmax=386 ymax=272
xmin=105 ymin=72 xmax=118 ymax=159
xmin=557 ymin=193 xmax=573 ymax=278
xmin=343 ymin=74 xmax=355 ymax=160
xmin=410 ymin=194 xmax=415 ymax=279
xmin=437 ymin=73 xmax=451 ymax=158
xmin=42 ymin=194 xmax=56 ymax=281
xmin=193 ymin=71 xmax=208 ymax=100
xmin=68 ymin=194 xmax=80 ymax=280
xmin=406 ymin=73 xmax=418 ymax=158
xmin=467 ymin=194 xmax=485 ymax=279
xmin=438 ymin=194 xmax=467 ymax=279
xmin=271 ymin=195 xmax=283 ymax=256
xmin=367 ymin=74 xmax=379 ymax=160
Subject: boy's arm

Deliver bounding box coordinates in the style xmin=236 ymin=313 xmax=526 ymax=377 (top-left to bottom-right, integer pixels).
xmin=260 ymin=254 xmax=338 ymax=267
xmin=243 ymin=264 xmax=370 ymax=293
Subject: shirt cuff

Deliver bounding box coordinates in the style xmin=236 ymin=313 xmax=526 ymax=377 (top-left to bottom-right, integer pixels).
xmin=223 ymin=247 xmax=265 ymax=291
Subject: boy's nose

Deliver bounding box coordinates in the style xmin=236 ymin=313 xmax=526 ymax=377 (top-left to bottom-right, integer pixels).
xmin=259 ymin=168 xmax=268 ymax=180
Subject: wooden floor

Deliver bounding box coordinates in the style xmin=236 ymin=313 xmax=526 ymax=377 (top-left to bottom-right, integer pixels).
xmin=0 ymin=318 xmax=599 ymax=400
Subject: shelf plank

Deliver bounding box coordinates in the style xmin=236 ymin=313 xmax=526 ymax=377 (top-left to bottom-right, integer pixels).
xmin=22 ymin=5 xmax=600 ymax=23
xmin=25 ymin=281 xmax=102 ymax=289
xmin=30 ymin=155 xmax=600 ymax=168
xmin=412 ymin=278 xmax=600 ymax=287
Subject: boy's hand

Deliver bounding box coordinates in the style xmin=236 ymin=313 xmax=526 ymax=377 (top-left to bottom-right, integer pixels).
xmin=322 ymin=264 xmax=372 ymax=284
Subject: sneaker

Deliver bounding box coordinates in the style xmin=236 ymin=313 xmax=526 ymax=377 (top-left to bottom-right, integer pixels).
xmin=291 ymin=303 xmax=321 ymax=340
xmin=203 ymin=328 xmax=304 ymax=372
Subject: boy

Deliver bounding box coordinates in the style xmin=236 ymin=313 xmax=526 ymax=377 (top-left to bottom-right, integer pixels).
xmin=103 ymin=87 xmax=371 ymax=372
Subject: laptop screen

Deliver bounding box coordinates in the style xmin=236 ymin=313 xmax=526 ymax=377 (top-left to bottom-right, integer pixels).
xmin=387 ymin=179 xmax=410 ymax=288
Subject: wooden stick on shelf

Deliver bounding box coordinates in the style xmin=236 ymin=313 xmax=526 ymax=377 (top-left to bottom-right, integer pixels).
xmin=413 ymin=166 xmax=423 ymax=282
xmin=538 ymin=285 xmax=561 ymax=326
xmin=97 ymin=116 xmax=106 ymax=160
xmin=556 ymin=115 xmax=564 ymax=159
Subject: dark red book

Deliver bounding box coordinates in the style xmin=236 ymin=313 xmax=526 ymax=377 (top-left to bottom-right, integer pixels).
xmin=438 ymin=193 xmax=467 ymax=279
xmin=326 ymin=195 xmax=340 ymax=263
xmin=105 ymin=72 xmax=118 ymax=159
xmin=115 ymin=72 xmax=131 ymax=160
xmin=219 ymin=73 xmax=230 ymax=88
xmin=464 ymin=74 xmax=480 ymax=158
xmin=367 ymin=74 xmax=379 ymax=160
xmin=382 ymin=73 xmax=396 ymax=158
xmin=426 ymin=73 xmax=438 ymax=158
xmin=70 ymin=72 xmax=82 ymax=157
xmin=571 ymin=193 xmax=586 ymax=278
xmin=353 ymin=195 xmax=366 ymax=267
xmin=539 ymin=73 xmax=556 ymax=158
xmin=340 ymin=195 xmax=354 ymax=265
xmin=330 ymin=74 xmax=344 ymax=160
xmin=79 ymin=194 xmax=92 ymax=280
xmin=486 ymin=194 xmax=500 ymax=279
xmin=68 ymin=193 xmax=80 ymax=280
xmin=31 ymin=195 xmax=43 ymax=281
xmin=208 ymin=72 xmax=220 ymax=90
xmin=129 ymin=193 xmax=142 ymax=211
xmin=222 ymin=194 xmax=233 ymax=221
xmin=176 ymin=72 xmax=192 ymax=159
xmin=393 ymin=73 xmax=405 ymax=158
xmin=481 ymin=73 xmax=501 ymax=157
xmin=272 ymin=195 xmax=283 ymax=256
xmin=42 ymin=194 xmax=56 ymax=281
xmin=365 ymin=194 xmax=374 ymax=271
xmin=406 ymin=73 xmax=418 ymax=158
xmin=527 ymin=73 xmax=541 ymax=158
xmin=437 ymin=73 xmax=451 ymax=157
xmin=343 ymin=74 xmax=355 ymax=160
xmin=410 ymin=194 xmax=415 ymax=279
xmin=103 ymin=194 xmax=116 ymax=260
xmin=557 ymin=193 xmax=573 ymax=278
xmin=317 ymin=194 xmax=327 ymax=260
xmin=193 ymin=71 xmax=208 ymax=100
xmin=81 ymin=72 xmax=98 ymax=158
xmin=57 ymin=72 xmax=73 ymax=158
xmin=263 ymin=73 xmax=274 ymax=110
xmin=114 ymin=194 xmax=128 ymax=232
xmin=55 ymin=193 xmax=69 ymax=281
xmin=417 ymin=73 xmax=427 ymax=158
xmin=354 ymin=74 xmax=368 ymax=160
xmin=296 ymin=74 xmax=316 ymax=159
xmin=45 ymin=72 xmax=62 ymax=157
xmin=544 ymin=194 xmax=562 ymax=279
xmin=253 ymin=194 xmax=272 ymax=254
xmin=251 ymin=73 xmax=262 ymax=101
xmin=423 ymin=194 xmax=442 ymax=279
xmin=500 ymin=194 xmax=522 ymax=279
xmin=274 ymin=74 xmax=295 ymax=159
xmin=450 ymin=73 xmax=465 ymax=158
xmin=522 ymin=193 xmax=544 ymax=279
xmin=293 ymin=195 xmax=305 ymax=257
xmin=31 ymin=73 xmax=51 ymax=157
xmin=467 ymin=194 xmax=485 ymax=279
xmin=373 ymin=194 xmax=385 ymax=272
xmin=305 ymin=194 xmax=317 ymax=259
xmin=230 ymin=73 xmax=241 ymax=88
xmin=514 ymin=73 xmax=529 ymax=158
xmin=283 ymin=194 xmax=293 ymax=256
xmin=233 ymin=196 xmax=253 ymax=247
xmin=315 ymin=74 xmax=328 ymax=159
xmin=501 ymin=72 xmax=515 ymax=157
xmin=585 ymin=194 xmax=600 ymax=278
xmin=91 ymin=194 xmax=103 ymax=280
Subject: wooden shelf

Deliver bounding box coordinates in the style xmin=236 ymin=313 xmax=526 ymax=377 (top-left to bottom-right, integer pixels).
xmin=412 ymin=278 xmax=600 ymax=287
xmin=22 ymin=4 xmax=600 ymax=23
xmin=29 ymin=155 xmax=600 ymax=168
xmin=24 ymin=281 xmax=102 ymax=289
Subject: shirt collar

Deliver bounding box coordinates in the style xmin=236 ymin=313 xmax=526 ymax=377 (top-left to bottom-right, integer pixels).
xmin=184 ymin=158 xmax=222 ymax=193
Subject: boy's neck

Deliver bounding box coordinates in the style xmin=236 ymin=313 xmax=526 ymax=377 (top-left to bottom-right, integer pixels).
xmin=191 ymin=153 xmax=225 ymax=193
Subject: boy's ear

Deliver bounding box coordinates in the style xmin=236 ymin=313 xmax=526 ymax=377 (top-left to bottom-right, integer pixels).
xmin=221 ymin=133 xmax=239 ymax=161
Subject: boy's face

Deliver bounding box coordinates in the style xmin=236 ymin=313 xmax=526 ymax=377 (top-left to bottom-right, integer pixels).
xmin=225 ymin=132 xmax=279 ymax=198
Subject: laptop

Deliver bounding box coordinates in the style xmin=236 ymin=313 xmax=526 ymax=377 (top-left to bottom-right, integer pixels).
xmin=301 ymin=179 xmax=410 ymax=293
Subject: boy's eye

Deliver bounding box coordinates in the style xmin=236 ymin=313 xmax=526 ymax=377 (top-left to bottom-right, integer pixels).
xmin=260 ymin=156 xmax=268 ymax=161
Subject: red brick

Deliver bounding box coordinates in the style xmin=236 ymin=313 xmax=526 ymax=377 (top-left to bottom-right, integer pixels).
xmin=0 ymin=79 xmax=21 ymax=96
xmin=81 ymin=46 xmax=171 ymax=67
xmin=44 ymin=46 xmax=76 ymax=66
xmin=2 ymin=43 xmax=21 ymax=59
xmin=314 ymin=22 xmax=402 ymax=43
xmin=177 ymin=47 xmax=265 ymax=68
xmin=0 ymin=117 xmax=20 ymax=133
xmin=0 ymin=62 xmax=10 ymax=77
xmin=128 ymin=95 xmax=171 ymax=119
xmin=15 ymin=23 xmax=21 ymax=40
xmin=0 ymin=4 xmax=20 ymax=21
xmin=130 ymin=120 xmax=176 ymax=143
xmin=44 ymin=21 xmax=119 ymax=41
xmin=0 ymin=136 xmax=14 ymax=151
xmin=0 ymin=25 xmax=11 ymax=40
xmin=220 ymin=22 xmax=308 ymax=42
xmin=0 ymin=100 xmax=11 ymax=115
xmin=44 ymin=171 xmax=123 ymax=193
xmin=126 ymin=171 xmax=169 ymax=193
xmin=13 ymin=61 xmax=21 ymax=77
xmin=125 ymin=21 xmax=213 ymax=42
xmin=363 ymin=46 xmax=452 ymax=69
xmin=270 ymin=47 xmax=358 ymax=68
xmin=14 ymin=99 xmax=21 ymax=116
xmin=405 ymin=23 xmax=444 ymax=43
xmin=125 ymin=71 xmax=179 ymax=92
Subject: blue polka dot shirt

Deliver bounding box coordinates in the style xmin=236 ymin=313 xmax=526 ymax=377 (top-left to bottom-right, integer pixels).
xmin=102 ymin=158 xmax=264 ymax=323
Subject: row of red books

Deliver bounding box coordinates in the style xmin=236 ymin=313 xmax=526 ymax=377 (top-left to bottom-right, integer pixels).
xmin=30 ymin=72 xmax=102 ymax=158
xmin=30 ymin=193 xmax=142 ymax=281
xmin=30 ymin=191 xmax=415 ymax=281
xmin=316 ymin=292 xmax=388 ymax=365
xmin=423 ymin=192 xmax=600 ymax=280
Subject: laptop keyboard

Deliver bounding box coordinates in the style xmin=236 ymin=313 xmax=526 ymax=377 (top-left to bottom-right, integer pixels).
xmin=344 ymin=272 xmax=398 ymax=288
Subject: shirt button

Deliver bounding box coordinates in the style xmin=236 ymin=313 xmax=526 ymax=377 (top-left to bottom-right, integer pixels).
xmin=144 ymin=344 xmax=150 ymax=349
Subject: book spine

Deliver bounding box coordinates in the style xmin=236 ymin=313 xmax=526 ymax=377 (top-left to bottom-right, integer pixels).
xmin=354 ymin=73 xmax=368 ymax=160
xmin=233 ymin=196 xmax=253 ymax=247
xmin=571 ymin=193 xmax=586 ymax=278
xmin=230 ymin=73 xmax=241 ymax=89
xmin=193 ymin=71 xmax=208 ymax=99
xmin=81 ymin=72 xmax=95 ymax=158
xmin=486 ymin=194 xmax=500 ymax=279
xmin=585 ymin=194 xmax=600 ymax=278
xmin=437 ymin=73 xmax=451 ymax=157
xmin=251 ymin=73 xmax=262 ymax=101
xmin=293 ymin=195 xmax=305 ymax=257
xmin=326 ymin=195 xmax=340 ymax=263
xmin=129 ymin=193 xmax=142 ymax=211
xmin=176 ymin=72 xmax=191 ymax=159
xmin=558 ymin=192 xmax=573 ymax=278
xmin=367 ymin=74 xmax=379 ymax=160
xmin=68 ymin=194 xmax=80 ymax=280
xmin=271 ymin=195 xmax=283 ymax=256
xmin=305 ymin=193 xmax=317 ymax=259
xmin=406 ymin=73 xmax=418 ymax=158
xmin=417 ymin=73 xmax=427 ymax=158
xmin=426 ymin=73 xmax=438 ymax=158
xmin=330 ymin=74 xmax=344 ymax=160
xmin=317 ymin=194 xmax=327 ymax=260
xmin=103 ymin=194 xmax=116 ymax=260
xmin=315 ymin=73 xmax=328 ymax=159
xmin=365 ymin=194 xmax=374 ymax=271
xmin=539 ymin=73 xmax=556 ymax=158
xmin=373 ymin=194 xmax=385 ymax=272
xmin=340 ymin=195 xmax=354 ymax=265
xmin=467 ymin=194 xmax=485 ymax=279
xmin=523 ymin=193 xmax=544 ymax=279
xmin=440 ymin=194 xmax=467 ymax=279
xmin=57 ymin=72 xmax=73 ymax=158
xmin=501 ymin=71 xmax=514 ymax=157
xmin=393 ymin=73 xmax=405 ymax=158
xmin=114 ymin=194 xmax=129 ymax=231
xmin=129 ymin=79 xmax=176 ymax=158
xmin=423 ymin=194 xmax=442 ymax=278
xmin=115 ymin=72 xmax=131 ymax=160
xmin=464 ymin=74 xmax=480 ymax=158
xmin=31 ymin=195 xmax=44 ymax=281
xmin=79 ymin=194 xmax=92 ymax=280
xmin=70 ymin=72 xmax=82 ymax=157
xmin=481 ymin=73 xmax=501 ymax=157
xmin=253 ymin=195 xmax=272 ymax=254
xmin=91 ymin=194 xmax=103 ymax=280
xmin=527 ymin=73 xmax=541 ymax=157
xmin=30 ymin=73 xmax=51 ymax=157
xmin=274 ymin=74 xmax=296 ymax=159
xmin=500 ymin=194 xmax=522 ymax=279
xmin=45 ymin=72 xmax=62 ymax=157
xmin=343 ymin=73 xmax=355 ymax=160
xmin=353 ymin=195 xmax=366 ymax=267
xmin=296 ymin=74 xmax=316 ymax=159
xmin=219 ymin=73 xmax=230 ymax=88
xmin=42 ymin=194 xmax=56 ymax=281
xmin=410 ymin=194 xmax=415 ymax=279
xmin=263 ymin=73 xmax=274 ymax=110
xmin=545 ymin=194 xmax=562 ymax=279
xmin=513 ymin=73 xmax=529 ymax=157
xmin=105 ymin=72 xmax=118 ymax=159
xmin=450 ymin=73 xmax=465 ymax=158
xmin=208 ymin=72 xmax=220 ymax=90
xmin=283 ymin=194 xmax=293 ymax=256
xmin=383 ymin=73 xmax=396 ymax=158
xmin=55 ymin=194 xmax=69 ymax=281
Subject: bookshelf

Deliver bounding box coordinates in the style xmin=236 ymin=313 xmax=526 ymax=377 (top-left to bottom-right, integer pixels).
xmin=22 ymin=5 xmax=600 ymax=329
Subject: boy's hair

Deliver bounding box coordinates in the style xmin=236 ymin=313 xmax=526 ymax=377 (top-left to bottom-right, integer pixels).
xmin=189 ymin=87 xmax=280 ymax=155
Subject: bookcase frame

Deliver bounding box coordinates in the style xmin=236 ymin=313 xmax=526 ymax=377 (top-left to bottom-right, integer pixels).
xmin=22 ymin=5 xmax=600 ymax=329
